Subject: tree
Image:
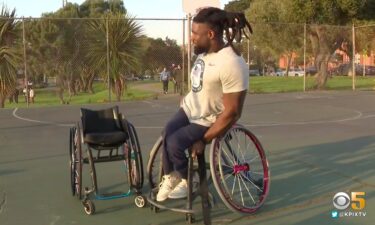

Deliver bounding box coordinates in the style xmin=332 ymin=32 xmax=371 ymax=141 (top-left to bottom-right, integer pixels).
xmin=224 ymin=0 xmax=251 ymax=12
xmin=79 ymin=0 xmax=126 ymax=17
xmin=42 ymin=3 xmax=84 ymax=103
xmin=245 ymin=0 xmax=375 ymax=89
xmin=0 ymin=6 xmax=20 ymax=108
xmin=246 ymin=0 xmax=304 ymax=75
xmin=84 ymin=12 xmax=143 ymax=101
xmin=289 ymin=0 xmax=375 ymax=88
xmin=142 ymin=37 xmax=182 ymax=76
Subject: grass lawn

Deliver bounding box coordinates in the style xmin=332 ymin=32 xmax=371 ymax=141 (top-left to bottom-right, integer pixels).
xmin=250 ymin=76 xmax=375 ymax=93
xmin=4 ymin=82 xmax=156 ymax=109
xmin=3 ymin=76 xmax=374 ymax=109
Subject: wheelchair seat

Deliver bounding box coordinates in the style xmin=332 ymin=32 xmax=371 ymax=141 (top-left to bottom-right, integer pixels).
xmin=80 ymin=106 xmax=128 ymax=147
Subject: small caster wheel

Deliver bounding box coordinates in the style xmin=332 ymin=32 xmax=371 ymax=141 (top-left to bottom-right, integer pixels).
xmin=135 ymin=195 xmax=146 ymax=208
xmin=82 ymin=200 xmax=95 ymax=215
xmin=186 ymin=214 xmax=195 ymax=224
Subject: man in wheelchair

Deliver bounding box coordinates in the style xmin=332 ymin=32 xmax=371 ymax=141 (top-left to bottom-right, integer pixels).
xmin=157 ymin=7 xmax=251 ymax=202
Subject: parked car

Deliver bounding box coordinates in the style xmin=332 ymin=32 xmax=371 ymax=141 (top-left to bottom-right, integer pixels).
xmin=366 ymin=66 xmax=375 ymax=75
xmin=125 ymin=76 xmax=141 ymax=81
xmin=357 ymin=65 xmax=375 ymax=76
xmin=331 ymin=63 xmax=368 ymax=76
xmin=249 ymin=69 xmax=261 ymax=76
xmin=142 ymin=75 xmax=151 ymax=80
xmin=274 ymin=69 xmax=286 ymax=76
xmin=287 ymin=68 xmax=305 ymax=77
xmin=306 ymin=66 xmax=317 ymax=75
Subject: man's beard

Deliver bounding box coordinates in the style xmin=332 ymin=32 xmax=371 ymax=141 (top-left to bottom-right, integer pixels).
xmin=194 ymin=45 xmax=209 ymax=55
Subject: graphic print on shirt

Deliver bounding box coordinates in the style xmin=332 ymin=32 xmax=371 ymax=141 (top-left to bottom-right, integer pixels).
xmin=191 ymin=59 xmax=205 ymax=92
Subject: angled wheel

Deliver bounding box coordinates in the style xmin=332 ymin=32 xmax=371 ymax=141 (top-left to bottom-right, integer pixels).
xmin=69 ymin=127 xmax=75 ymax=196
xmin=210 ymin=124 xmax=270 ymax=214
xmin=70 ymin=124 xmax=83 ymax=199
xmin=147 ymin=136 xmax=164 ymax=189
xmin=82 ymin=199 xmax=95 ymax=215
xmin=134 ymin=195 xmax=146 ymax=208
xmin=127 ymin=122 xmax=144 ymax=190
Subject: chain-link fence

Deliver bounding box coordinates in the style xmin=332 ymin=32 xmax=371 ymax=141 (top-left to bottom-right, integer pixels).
xmin=1 ymin=17 xmax=375 ymax=107
xmin=242 ymin=22 xmax=375 ymax=92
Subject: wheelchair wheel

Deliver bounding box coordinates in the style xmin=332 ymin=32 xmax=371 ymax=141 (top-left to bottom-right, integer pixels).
xmin=147 ymin=136 xmax=164 ymax=189
xmin=134 ymin=195 xmax=146 ymax=208
xmin=69 ymin=127 xmax=75 ymax=196
xmin=82 ymin=199 xmax=95 ymax=215
xmin=127 ymin=123 xmax=144 ymax=190
xmin=70 ymin=124 xmax=83 ymax=199
xmin=209 ymin=124 xmax=270 ymax=214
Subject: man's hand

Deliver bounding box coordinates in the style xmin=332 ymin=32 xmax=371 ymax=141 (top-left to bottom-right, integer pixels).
xmin=191 ymin=140 xmax=206 ymax=159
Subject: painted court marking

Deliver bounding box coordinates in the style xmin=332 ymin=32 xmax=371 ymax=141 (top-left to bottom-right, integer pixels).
xmin=12 ymin=107 xmax=374 ymax=129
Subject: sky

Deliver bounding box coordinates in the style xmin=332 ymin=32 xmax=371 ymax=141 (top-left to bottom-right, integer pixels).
xmin=0 ymin=0 xmax=231 ymax=44
xmin=0 ymin=0 xmax=231 ymax=18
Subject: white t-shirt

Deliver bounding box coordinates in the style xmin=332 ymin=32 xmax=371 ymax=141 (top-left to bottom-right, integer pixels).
xmin=182 ymin=46 xmax=249 ymax=127
xmin=29 ymin=89 xmax=34 ymax=98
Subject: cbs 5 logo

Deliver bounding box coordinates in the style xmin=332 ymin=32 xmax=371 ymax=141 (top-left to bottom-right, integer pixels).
xmin=333 ymin=192 xmax=365 ymax=210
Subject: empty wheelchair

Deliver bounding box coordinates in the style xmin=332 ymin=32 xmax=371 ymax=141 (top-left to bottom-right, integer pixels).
xmin=69 ymin=106 xmax=145 ymax=215
xmin=147 ymin=124 xmax=270 ymax=224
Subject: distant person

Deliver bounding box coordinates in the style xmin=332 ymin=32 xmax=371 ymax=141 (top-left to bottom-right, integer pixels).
xmin=173 ymin=65 xmax=183 ymax=95
xmin=29 ymin=88 xmax=35 ymax=103
xmin=14 ymin=88 xmax=19 ymax=103
xmin=23 ymin=87 xmax=28 ymax=102
xmin=160 ymin=67 xmax=170 ymax=94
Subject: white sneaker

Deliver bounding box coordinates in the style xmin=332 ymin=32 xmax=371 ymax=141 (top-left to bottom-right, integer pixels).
xmin=156 ymin=174 xmax=179 ymax=202
xmin=168 ymin=173 xmax=199 ymax=199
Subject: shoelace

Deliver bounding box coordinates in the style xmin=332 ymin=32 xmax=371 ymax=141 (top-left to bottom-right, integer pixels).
xmin=159 ymin=176 xmax=173 ymax=188
xmin=174 ymin=180 xmax=187 ymax=189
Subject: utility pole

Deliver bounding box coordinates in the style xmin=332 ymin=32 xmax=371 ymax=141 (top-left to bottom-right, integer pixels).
xmin=63 ymin=0 xmax=67 ymax=7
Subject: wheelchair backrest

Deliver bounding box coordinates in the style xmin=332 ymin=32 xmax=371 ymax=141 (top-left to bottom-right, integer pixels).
xmin=80 ymin=106 xmax=123 ymax=134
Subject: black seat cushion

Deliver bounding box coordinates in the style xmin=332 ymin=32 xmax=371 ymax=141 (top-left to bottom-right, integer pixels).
xmin=80 ymin=106 xmax=128 ymax=147
xmin=84 ymin=131 xmax=127 ymax=147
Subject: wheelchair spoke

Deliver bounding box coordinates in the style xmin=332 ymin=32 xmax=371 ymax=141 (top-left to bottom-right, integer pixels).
xmin=231 ymin=174 xmax=237 ymax=195
xmin=237 ymin=174 xmax=245 ymax=207
xmin=221 ymin=144 xmax=236 ymax=166
xmin=223 ymin=173 xmax=233 ymax=182
xmin=233 ymin=131 xmax=246 ymax=163
xmin=250 ymin=171 xmax=264 ymax=175
xmin=227 ymin=135 xmax=240 ymax=165
xmin=248 ymin=155 xmax=260 ymax=163
xmin=241 ymin=173 xmax=262 ymax=192
xmin=238 ymin=173 xmax=256 ymax=205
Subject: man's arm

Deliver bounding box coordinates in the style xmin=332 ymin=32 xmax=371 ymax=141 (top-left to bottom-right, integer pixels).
xmin=191 ymin=90 xmax=247 ymax=157
xmin=203 ymin=90 xmax=247 ymax=143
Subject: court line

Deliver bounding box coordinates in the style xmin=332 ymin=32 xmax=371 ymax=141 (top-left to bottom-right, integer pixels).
xmin=12 ymin=108 xmax=74 ymax=127
xmin=12 ymin=108 xmax=373 ymax=129
xmin=243 ymin=110 xmax=364 ymax=127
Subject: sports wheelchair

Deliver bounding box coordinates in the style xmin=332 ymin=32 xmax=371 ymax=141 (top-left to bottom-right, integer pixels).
xmin=147 ymin=124 xmax=270 ymax=224
xmin=69 ymin=106 xmax=145 ymax=215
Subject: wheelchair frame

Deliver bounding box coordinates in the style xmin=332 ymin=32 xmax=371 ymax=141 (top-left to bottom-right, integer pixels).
xmin=69 ymin=107 xmax=145 ymax=215
xmin=146 ymin=124 xmax=270 ymax=224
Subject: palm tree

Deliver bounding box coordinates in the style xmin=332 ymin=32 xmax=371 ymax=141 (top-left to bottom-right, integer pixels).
xmin=0 ymin=6 xmax=20 ymax=108
xmin=84 ymin=12 xmax=143 ymax=101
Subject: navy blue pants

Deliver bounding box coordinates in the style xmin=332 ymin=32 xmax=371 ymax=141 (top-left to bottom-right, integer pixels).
xmin=163 ymin=108 xmax=209 ymax=179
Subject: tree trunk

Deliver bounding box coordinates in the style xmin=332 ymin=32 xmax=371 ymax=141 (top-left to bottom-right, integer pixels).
xmin=88 ymin=75 xmax=95 ymax=94
xmin=115 ymin=79 xmax=121 ymax=101
xmin=56 ymin=76 xmax=66 ymax=104
xmin=310 ymin=26 xmax=332 ymax=89
xmin=285 ymin=52 xmax=292 ymax=77
xmin=57 ymin=87 xmax=65 ymax=104
xmin=315 ymin=54 xmax=331 ymax=89
xmin=0 ymin=96 xmax=5 ymax=108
